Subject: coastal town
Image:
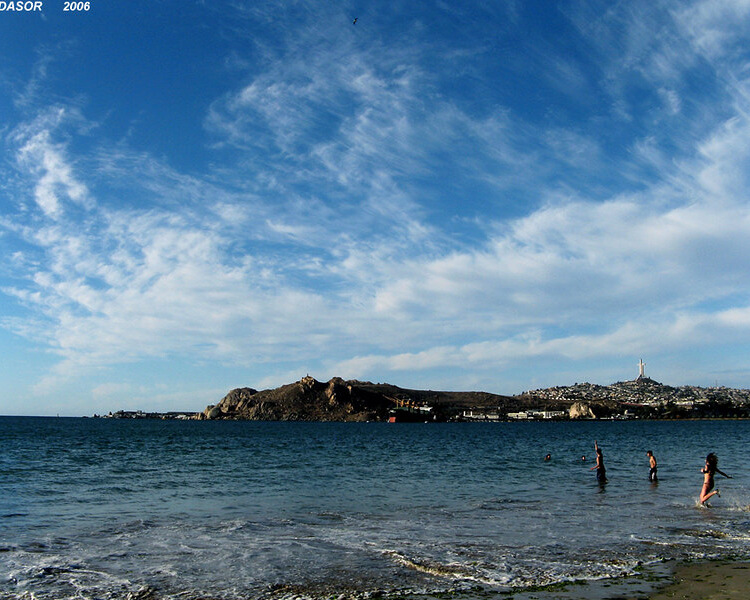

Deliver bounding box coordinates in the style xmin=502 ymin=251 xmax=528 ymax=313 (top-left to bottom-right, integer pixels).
xmin=464 ymin=377 xmax=750 ymax=421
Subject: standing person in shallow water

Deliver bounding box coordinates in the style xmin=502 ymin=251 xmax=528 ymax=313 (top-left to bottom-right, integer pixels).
xmin=590 ymin=440 xmax=607 ymax=483
xmin=647 ymin=450 xmax=658 ymax=482
xmin=700 ymin=452 xmax=732 ymax=505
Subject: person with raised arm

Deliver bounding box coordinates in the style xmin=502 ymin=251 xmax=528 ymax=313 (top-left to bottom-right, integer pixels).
xmin=590 ymin=440 xmax=607 ymax=483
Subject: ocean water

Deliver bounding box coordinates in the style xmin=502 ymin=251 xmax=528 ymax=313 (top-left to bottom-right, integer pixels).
xmin=1 ymin=417 xmax=749 ymax=600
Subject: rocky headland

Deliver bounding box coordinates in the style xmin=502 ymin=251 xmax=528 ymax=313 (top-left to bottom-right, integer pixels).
xmin=196 ymin=375 xmax=516 ymax=422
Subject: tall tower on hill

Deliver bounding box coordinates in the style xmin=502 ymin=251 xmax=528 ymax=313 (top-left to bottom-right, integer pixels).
xmin=637 ymin=358 xmax=646 ymax=380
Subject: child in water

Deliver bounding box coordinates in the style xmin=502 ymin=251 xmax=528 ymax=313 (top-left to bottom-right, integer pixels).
xmin=700 ymin=452 xmax=732 ymax=505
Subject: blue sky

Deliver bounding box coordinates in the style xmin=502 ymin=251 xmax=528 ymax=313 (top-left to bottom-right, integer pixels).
xmin=2 ymin=1 xmax=750 ymax=416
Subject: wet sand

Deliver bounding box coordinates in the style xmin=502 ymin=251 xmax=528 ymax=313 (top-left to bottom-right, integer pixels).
xmin=648 ymin=560 xmax=750 ymax=600
xmin=496 ymin=559 xmax=750 ymax=600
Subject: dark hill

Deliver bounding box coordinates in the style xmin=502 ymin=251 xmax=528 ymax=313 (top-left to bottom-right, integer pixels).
xmin=197 ymin=375 xmax=516 ymax=422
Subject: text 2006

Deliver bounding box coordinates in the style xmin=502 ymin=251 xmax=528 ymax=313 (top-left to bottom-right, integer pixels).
xmin=63 ymin=1 xmax=90 ymax=10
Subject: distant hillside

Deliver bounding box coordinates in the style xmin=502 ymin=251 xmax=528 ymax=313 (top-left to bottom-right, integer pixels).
xmin=196 ymin=375 xmax=750 ymax=422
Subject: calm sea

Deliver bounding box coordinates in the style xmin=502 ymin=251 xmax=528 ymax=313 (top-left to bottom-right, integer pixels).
xmin=1 ymin=417 xmax=749 ymax=600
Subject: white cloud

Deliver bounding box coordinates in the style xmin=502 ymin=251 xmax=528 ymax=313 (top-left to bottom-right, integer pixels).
xmin=15 ymin=120 xmax=91 ymax=219
xmin=694 ymin=115 xmax=750 ymax=199
xmin=658 ymin=88 xmax=682 ymax=115
xmin=675 ymin=0 xmax=750 ymax=60
xmin=333 ymin=301 xmax=750 ymax=384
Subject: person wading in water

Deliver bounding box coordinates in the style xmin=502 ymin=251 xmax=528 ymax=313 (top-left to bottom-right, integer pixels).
xmin=590 ymin=440 xmax=607 ymax=483
xmin=700 ymin=452 xmax=731 ymax=505
xmin=647 ymin=450 xmax=658 ymax=482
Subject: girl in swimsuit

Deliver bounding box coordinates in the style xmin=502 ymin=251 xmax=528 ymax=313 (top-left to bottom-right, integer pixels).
xmin=700 ymin=452 xmax=731 ymax=505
